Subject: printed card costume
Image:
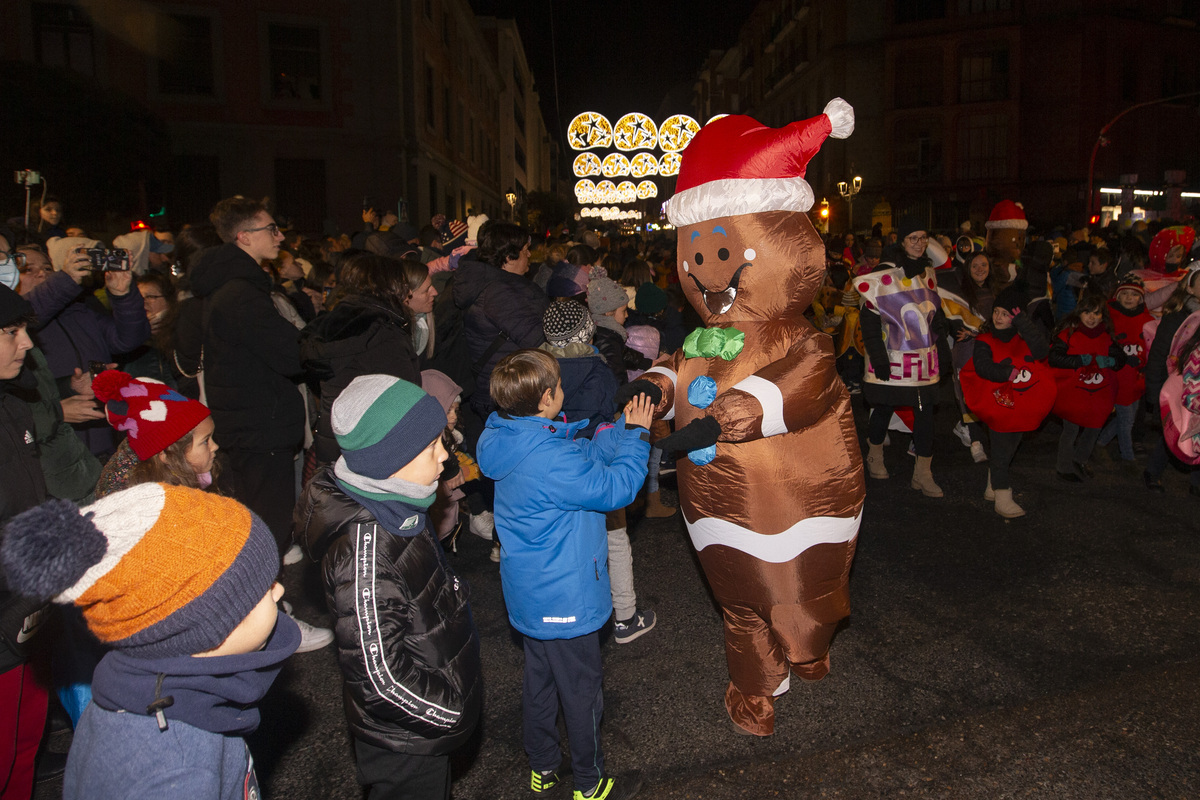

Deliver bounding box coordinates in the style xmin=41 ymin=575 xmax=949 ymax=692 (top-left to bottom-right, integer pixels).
xmin=637 ymin=100 xmax=865 ymax=736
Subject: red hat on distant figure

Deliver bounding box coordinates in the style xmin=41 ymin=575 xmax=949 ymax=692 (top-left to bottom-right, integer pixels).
xmin=985 ymin=200 xmax=1028 ymax=231
xmin=666 ymin=98 xmax=855 ymax=227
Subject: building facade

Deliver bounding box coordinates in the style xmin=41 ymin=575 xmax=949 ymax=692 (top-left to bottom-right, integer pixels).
xmin=2 ymin=0 xmax=552 ymax=234
xmin=694 ymin=0 xmax=1200 ymax=233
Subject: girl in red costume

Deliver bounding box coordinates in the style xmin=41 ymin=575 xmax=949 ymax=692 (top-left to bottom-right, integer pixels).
xmin=1098 ymin=276 xmax=1153 ymax=464
xmin=961 ymin=286 xmax=1053 ymax=517
xmin=1049 ymin=293 xmax=1129 ymax=481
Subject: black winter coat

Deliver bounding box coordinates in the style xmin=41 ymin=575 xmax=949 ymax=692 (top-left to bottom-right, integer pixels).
xmin=300 ymin=295 xmax=420 ymax=466
xmin=452 ymin=255 xmax=549 ymax=414
xmin=294 ymin=469 xmax=482 ymax=754
xmin=186 ymin=244 xmax=304 ymax=453
xmin=1 ymin=372 xmax=50 ymax=672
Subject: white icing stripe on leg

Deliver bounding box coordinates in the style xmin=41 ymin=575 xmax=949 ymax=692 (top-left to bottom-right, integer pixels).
xmin=685 ymin=512 xmax=862 ymax=563
xmin=732 ymin=375 xmax=788 ymax=437
xmin=645 ymin=365 xmax=678 ymax=421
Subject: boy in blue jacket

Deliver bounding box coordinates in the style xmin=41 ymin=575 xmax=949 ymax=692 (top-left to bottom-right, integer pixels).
xmin=477 ymin=349 xmax=653 ymax=800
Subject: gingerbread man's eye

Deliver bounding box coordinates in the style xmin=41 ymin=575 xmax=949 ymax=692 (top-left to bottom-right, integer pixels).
xmin=694 ymin=252 xmax=704 ymax=265
xmin=717 ymin=248 xmax=729 ymax=261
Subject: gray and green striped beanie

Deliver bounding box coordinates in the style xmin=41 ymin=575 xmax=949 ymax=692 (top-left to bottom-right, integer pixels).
xmin=331 ymin=375 xmax=447 ymax=479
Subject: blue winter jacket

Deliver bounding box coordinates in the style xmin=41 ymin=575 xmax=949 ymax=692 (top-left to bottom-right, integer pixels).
xmin=477 ymin=413 xmax=650 ymax=639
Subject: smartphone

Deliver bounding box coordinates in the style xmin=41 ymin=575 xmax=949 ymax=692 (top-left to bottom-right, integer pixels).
xmin=88 ymin=360 xmax=108 ymax=380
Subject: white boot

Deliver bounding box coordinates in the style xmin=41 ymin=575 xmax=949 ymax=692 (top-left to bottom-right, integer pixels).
xmin=993 ymin=488 xmax=1025 ymax=518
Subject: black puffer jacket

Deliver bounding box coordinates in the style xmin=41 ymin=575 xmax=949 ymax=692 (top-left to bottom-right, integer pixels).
xmin=452 ymin=254 xmax=549 ymax=415
xmin=1 ymin=372 xmax=50 ymax=672
xmin=294 ymin=468 xmax=482 ymax=754
xmin=187 ymin=243 xmax=304 ymax=452
xmin=299 ymin=295 xmax=420 ymax=466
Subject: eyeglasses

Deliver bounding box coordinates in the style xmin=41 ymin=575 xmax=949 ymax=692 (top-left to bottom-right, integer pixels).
xmin=242 ymin=223 xmax=281 ymax=237
xmin=141 ymin=294 xmax=165 ymax=301
xmin=904 ymin=234 xmax=929 ymax=244
xmin=0 ymin=252 xmax=28 ymax=268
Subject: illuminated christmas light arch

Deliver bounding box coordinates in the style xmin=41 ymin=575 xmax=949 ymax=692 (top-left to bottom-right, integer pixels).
xmin=601 ymin=153 xmax=632 ymax=178
xmin=572 ymin=152 xmax=602 ymax=178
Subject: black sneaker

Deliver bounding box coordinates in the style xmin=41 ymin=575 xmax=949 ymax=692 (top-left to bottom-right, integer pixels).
xmin=613 ymin=609 xmax=656 ymax=644
xmin=532 ymin=768 xmax=567 ymax=795
xmin=574 ymin=772 xmax=642 ymax=800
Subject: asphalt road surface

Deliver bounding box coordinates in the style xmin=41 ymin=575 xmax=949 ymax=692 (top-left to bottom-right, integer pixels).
xmin=36 ymin=389 xmax=1200 ymax=798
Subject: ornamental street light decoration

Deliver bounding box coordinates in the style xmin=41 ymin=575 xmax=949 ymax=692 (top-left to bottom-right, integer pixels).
xmin=837 ymin=176 xmax=863 ymax=233
xmin=567 ymin=111 xmax=701 ymax=202
xmin=505 ymin=189 xmax=517 ymax=220
xmin=1086 ymin=90 xmax=1200 ymax=219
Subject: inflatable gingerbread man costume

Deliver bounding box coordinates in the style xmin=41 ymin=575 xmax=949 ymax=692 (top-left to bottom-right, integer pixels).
xmin=634 ymin=100 xmax=866 ymax=736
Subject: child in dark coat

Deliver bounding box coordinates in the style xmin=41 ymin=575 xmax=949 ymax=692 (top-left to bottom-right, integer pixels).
xmin=538 ymin=300 xmax=616 ymax=439
xmin=1 ymin=484 xmax=299 ymax=799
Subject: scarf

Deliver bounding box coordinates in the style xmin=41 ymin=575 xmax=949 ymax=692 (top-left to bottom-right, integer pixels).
xmin=592 ymin=312 xmax=628 ymax=341
xmin=334 ymin=456 xmax=435 ymax=536
xmin=90 ymin=612 xmax=300 ymax=735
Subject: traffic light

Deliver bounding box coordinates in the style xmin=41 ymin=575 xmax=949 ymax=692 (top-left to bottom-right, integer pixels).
xmin=819 ymin=199 xmax=830 ymax=220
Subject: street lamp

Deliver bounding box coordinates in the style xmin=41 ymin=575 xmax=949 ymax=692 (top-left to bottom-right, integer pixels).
xmin=837 ymin=176 xmax=863 ymax=233
xmin=505 ymin=189 xmax=517 ymax=220
xmin=1086 ymin=91 xmax=1200 ymax=219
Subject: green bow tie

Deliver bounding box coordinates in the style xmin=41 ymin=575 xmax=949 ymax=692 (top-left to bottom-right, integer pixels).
xmin=683 ymin=326 xmax=745 ymax=361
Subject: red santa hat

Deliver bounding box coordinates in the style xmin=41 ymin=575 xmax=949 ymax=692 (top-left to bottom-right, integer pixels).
xmin=665 ymin=98 xmax=855 ymax=227
xmin=984 ymin=200 xmax=1028 ymax=231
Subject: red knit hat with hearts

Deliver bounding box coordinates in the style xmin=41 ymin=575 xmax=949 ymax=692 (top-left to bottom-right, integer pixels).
xmin=91 ymin=370 xmax=211 ymax=460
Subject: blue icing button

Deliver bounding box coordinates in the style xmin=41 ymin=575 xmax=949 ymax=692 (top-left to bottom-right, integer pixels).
xmin=688 ymin=444 xmax=716 ymax=466
xmin=687 ymin=375 xmax=718 ymax=410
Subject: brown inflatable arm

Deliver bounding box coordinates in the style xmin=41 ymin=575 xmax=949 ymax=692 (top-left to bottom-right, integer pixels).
xmin=708 ymin=336 xmax=844 ymax=442
xmin=637 ymin=351 xmax=685 ymax=421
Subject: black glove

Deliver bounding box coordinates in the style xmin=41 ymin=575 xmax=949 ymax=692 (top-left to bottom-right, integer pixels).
xmin=621 ymin=345 xmax=652 ymax=372
xmin=870 ymin=360 xmax=892 ymax=381
xmin=656 ymin=416 xmax=722 ymax=454
xmin=615 ymin=379 xmax=662 ymax=409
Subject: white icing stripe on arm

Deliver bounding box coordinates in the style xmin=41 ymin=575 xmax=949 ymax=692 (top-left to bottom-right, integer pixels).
xmin=732 ymin=374 xmax=788 ymax=437
xmin=685 ymin=512 xmax=862 ymax=563
xmin=645 ymin=365 xmax=678 ymax=421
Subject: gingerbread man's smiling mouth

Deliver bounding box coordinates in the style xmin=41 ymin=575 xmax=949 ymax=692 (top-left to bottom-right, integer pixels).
xmin=689 ymin=262 xmax=751 ymax=315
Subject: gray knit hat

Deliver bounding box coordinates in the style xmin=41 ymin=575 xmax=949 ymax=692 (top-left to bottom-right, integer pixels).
xmin=543 ymin=300 xmax=596 ymax=347
xmin=587 ymin=275 xmax=628 ymax=315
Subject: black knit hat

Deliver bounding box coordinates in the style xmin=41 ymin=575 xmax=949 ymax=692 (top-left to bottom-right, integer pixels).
xmin=0 ymin=284 xmax=33 ymax=329
xmin=634 ymin=282 xmax=667 ymax=315
xmin=896 ymin=216 xmax=927 ymax=241
xmin=543 ymin=300 xmax=595 ymax=347
xmin=994 ymin=285 xmax=1025 ymax=314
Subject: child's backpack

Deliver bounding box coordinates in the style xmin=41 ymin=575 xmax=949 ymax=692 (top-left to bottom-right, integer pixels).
xmin=1160 ymin=309 xmax=1200 ymax=465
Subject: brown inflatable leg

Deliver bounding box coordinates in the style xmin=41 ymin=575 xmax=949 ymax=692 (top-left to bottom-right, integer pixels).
xmin=766 ymin=600 xmax=844 ymax=682
xmin=720 ymin=603 xmax=790 ymax=736
xmin=725 ymin=680 xmax=775 ymax=736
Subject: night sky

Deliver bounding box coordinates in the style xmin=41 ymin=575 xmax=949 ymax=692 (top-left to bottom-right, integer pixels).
xmin=469 ymin=0 xmax=750 ymax=139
